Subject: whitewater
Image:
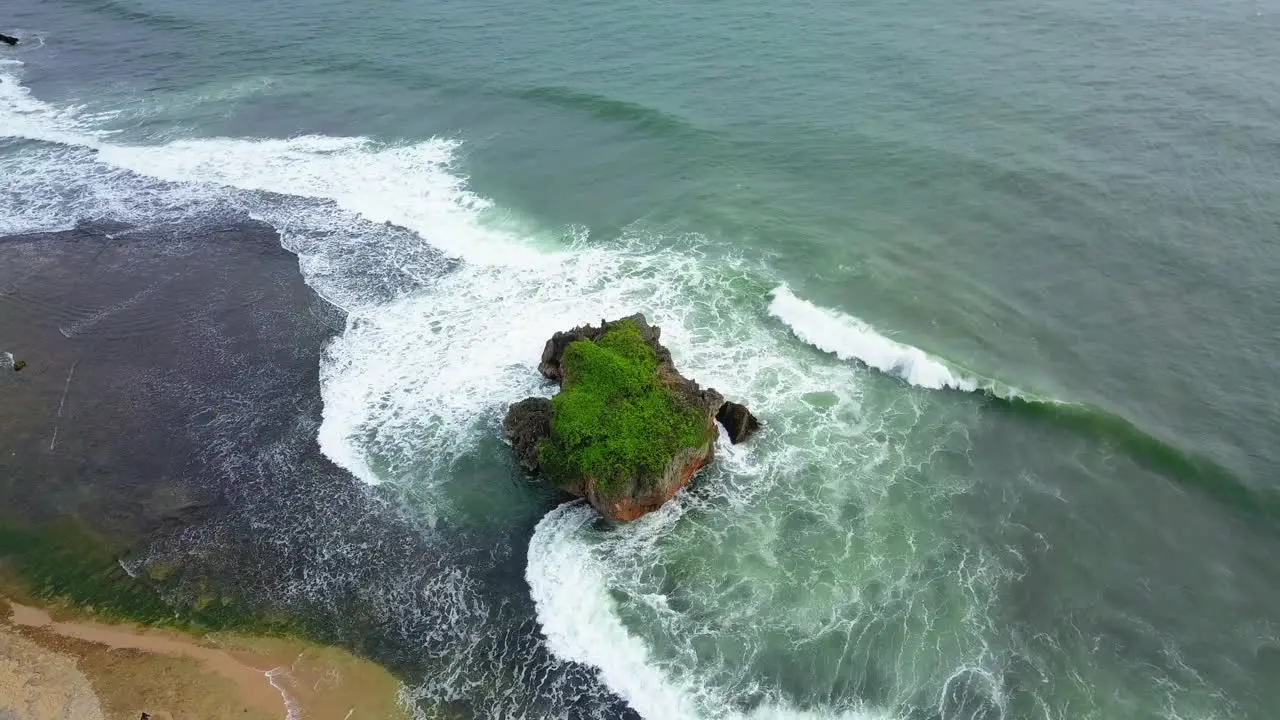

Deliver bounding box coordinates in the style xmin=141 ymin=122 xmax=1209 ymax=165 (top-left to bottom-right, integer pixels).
xmin=3 ymin=58 xmax=1059 ymax=720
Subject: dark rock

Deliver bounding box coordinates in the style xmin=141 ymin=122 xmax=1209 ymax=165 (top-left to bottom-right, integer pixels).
xmin=0 ymin=33 xmax=18 ymax=46
xmin=502 ymin=396 xmax=552 ymax=473
xmin=11 ymin=359 xmax=25 ymax=372
xmin=716 ymin=401 xmax=759 ymax=444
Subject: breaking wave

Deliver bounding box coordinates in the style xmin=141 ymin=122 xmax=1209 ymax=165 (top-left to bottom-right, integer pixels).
xmin=4 ymin=55 xmax=1252 ymax=720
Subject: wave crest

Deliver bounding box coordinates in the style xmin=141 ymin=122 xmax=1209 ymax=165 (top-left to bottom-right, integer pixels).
xmin=767 ymin=286 xmax=979 ymax=391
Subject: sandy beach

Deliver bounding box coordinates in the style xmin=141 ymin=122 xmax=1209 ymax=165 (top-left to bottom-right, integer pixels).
xmin=0 ymin=596 xmax=410 ymax=720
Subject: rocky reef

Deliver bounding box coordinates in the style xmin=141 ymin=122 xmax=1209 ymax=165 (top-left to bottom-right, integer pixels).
xmin=503 ymin=314 xmax=758 ymax=521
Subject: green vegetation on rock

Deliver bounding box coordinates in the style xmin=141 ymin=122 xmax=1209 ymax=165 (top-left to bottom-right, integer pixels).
xmin=538 ymin=320 xmax=709 ymax=494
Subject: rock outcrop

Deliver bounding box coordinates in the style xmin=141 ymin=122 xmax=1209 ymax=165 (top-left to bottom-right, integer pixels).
xmin=0 ymin=33 xmax=19 ymax=46
xmin=716 ymin=401 xmax=760 ymax=444
xmin=502 ymin=397 xmax=551 ymax=473
xmin=505 ymin=314 xmax=755 ymax=522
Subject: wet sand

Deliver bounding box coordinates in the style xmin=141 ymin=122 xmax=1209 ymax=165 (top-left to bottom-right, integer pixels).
xmin=0 ymin=597 xmax=409 ymax=720
xmin=0 ymin=619 xmax=105 ymax=720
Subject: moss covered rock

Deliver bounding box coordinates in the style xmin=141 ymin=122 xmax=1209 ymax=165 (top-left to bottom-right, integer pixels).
xmin=505 ymin=315 xmax=725 ymax=521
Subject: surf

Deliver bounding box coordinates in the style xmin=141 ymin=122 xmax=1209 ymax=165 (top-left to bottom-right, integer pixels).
xmin=9 ymin=62 xmax=889 ymax=720
xmin=767 ymin=285 xmax=986 ymax=393
xmin=0 ymin=67 xmax=1085 ymax=720
xmin=3 ymin=59 xmax=1252 ymax=720
xmin=765 ymin=284 xmax=1276 ymax=525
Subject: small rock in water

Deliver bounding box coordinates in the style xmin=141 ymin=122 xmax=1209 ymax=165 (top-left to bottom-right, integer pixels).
xmin=0 ymin=33 xmax=19 ymax=46
xmin=12 ymin=359 xmax=26 ymax=372
xmin=716 ymin=401 xmax=760 ymax=444
xmin=502 ymin=397 xmax=552 ymax=473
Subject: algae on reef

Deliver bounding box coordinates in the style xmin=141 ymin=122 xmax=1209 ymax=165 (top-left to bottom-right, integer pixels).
xmin=0 ymin=519 xmax=309 ymax=637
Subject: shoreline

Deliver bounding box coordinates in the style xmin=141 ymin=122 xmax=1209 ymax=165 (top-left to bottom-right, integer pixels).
xmin=0 ymin=595 xmax=410 ymax=720
xmin=0 ymin=220 xmax=452 ymax=718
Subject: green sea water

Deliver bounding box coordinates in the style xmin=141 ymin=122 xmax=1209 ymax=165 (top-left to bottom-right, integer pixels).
xmin=3 ymin=0 xmax=1280 ymax=717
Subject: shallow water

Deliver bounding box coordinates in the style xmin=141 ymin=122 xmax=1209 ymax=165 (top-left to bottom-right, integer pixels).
xmin=3 ymin=0 xmax=1280 ymax=717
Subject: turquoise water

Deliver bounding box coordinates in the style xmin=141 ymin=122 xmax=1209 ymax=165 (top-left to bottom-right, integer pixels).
xmin=3 ymin=0 xmax=1280 ymax=717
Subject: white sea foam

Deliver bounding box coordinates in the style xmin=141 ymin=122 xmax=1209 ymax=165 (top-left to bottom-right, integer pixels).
xmin=528 ymin=502 xmax=708 ymax=719
xmin=767 ymin=285 xmax=978 ymax=392
xmin=0 ymin=61 xmax=114 ymax=147
xmin=1 ymin=60 xmax=540 ymax=268
xmin=528 ymin=503 xmax=898 ymax=720
xmin=95 ymin=135 xmax=555 ymax=267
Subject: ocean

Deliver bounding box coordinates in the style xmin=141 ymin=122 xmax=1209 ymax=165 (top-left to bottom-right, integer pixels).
xmin=3 ymin=0 xmax=1279 ymax=717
